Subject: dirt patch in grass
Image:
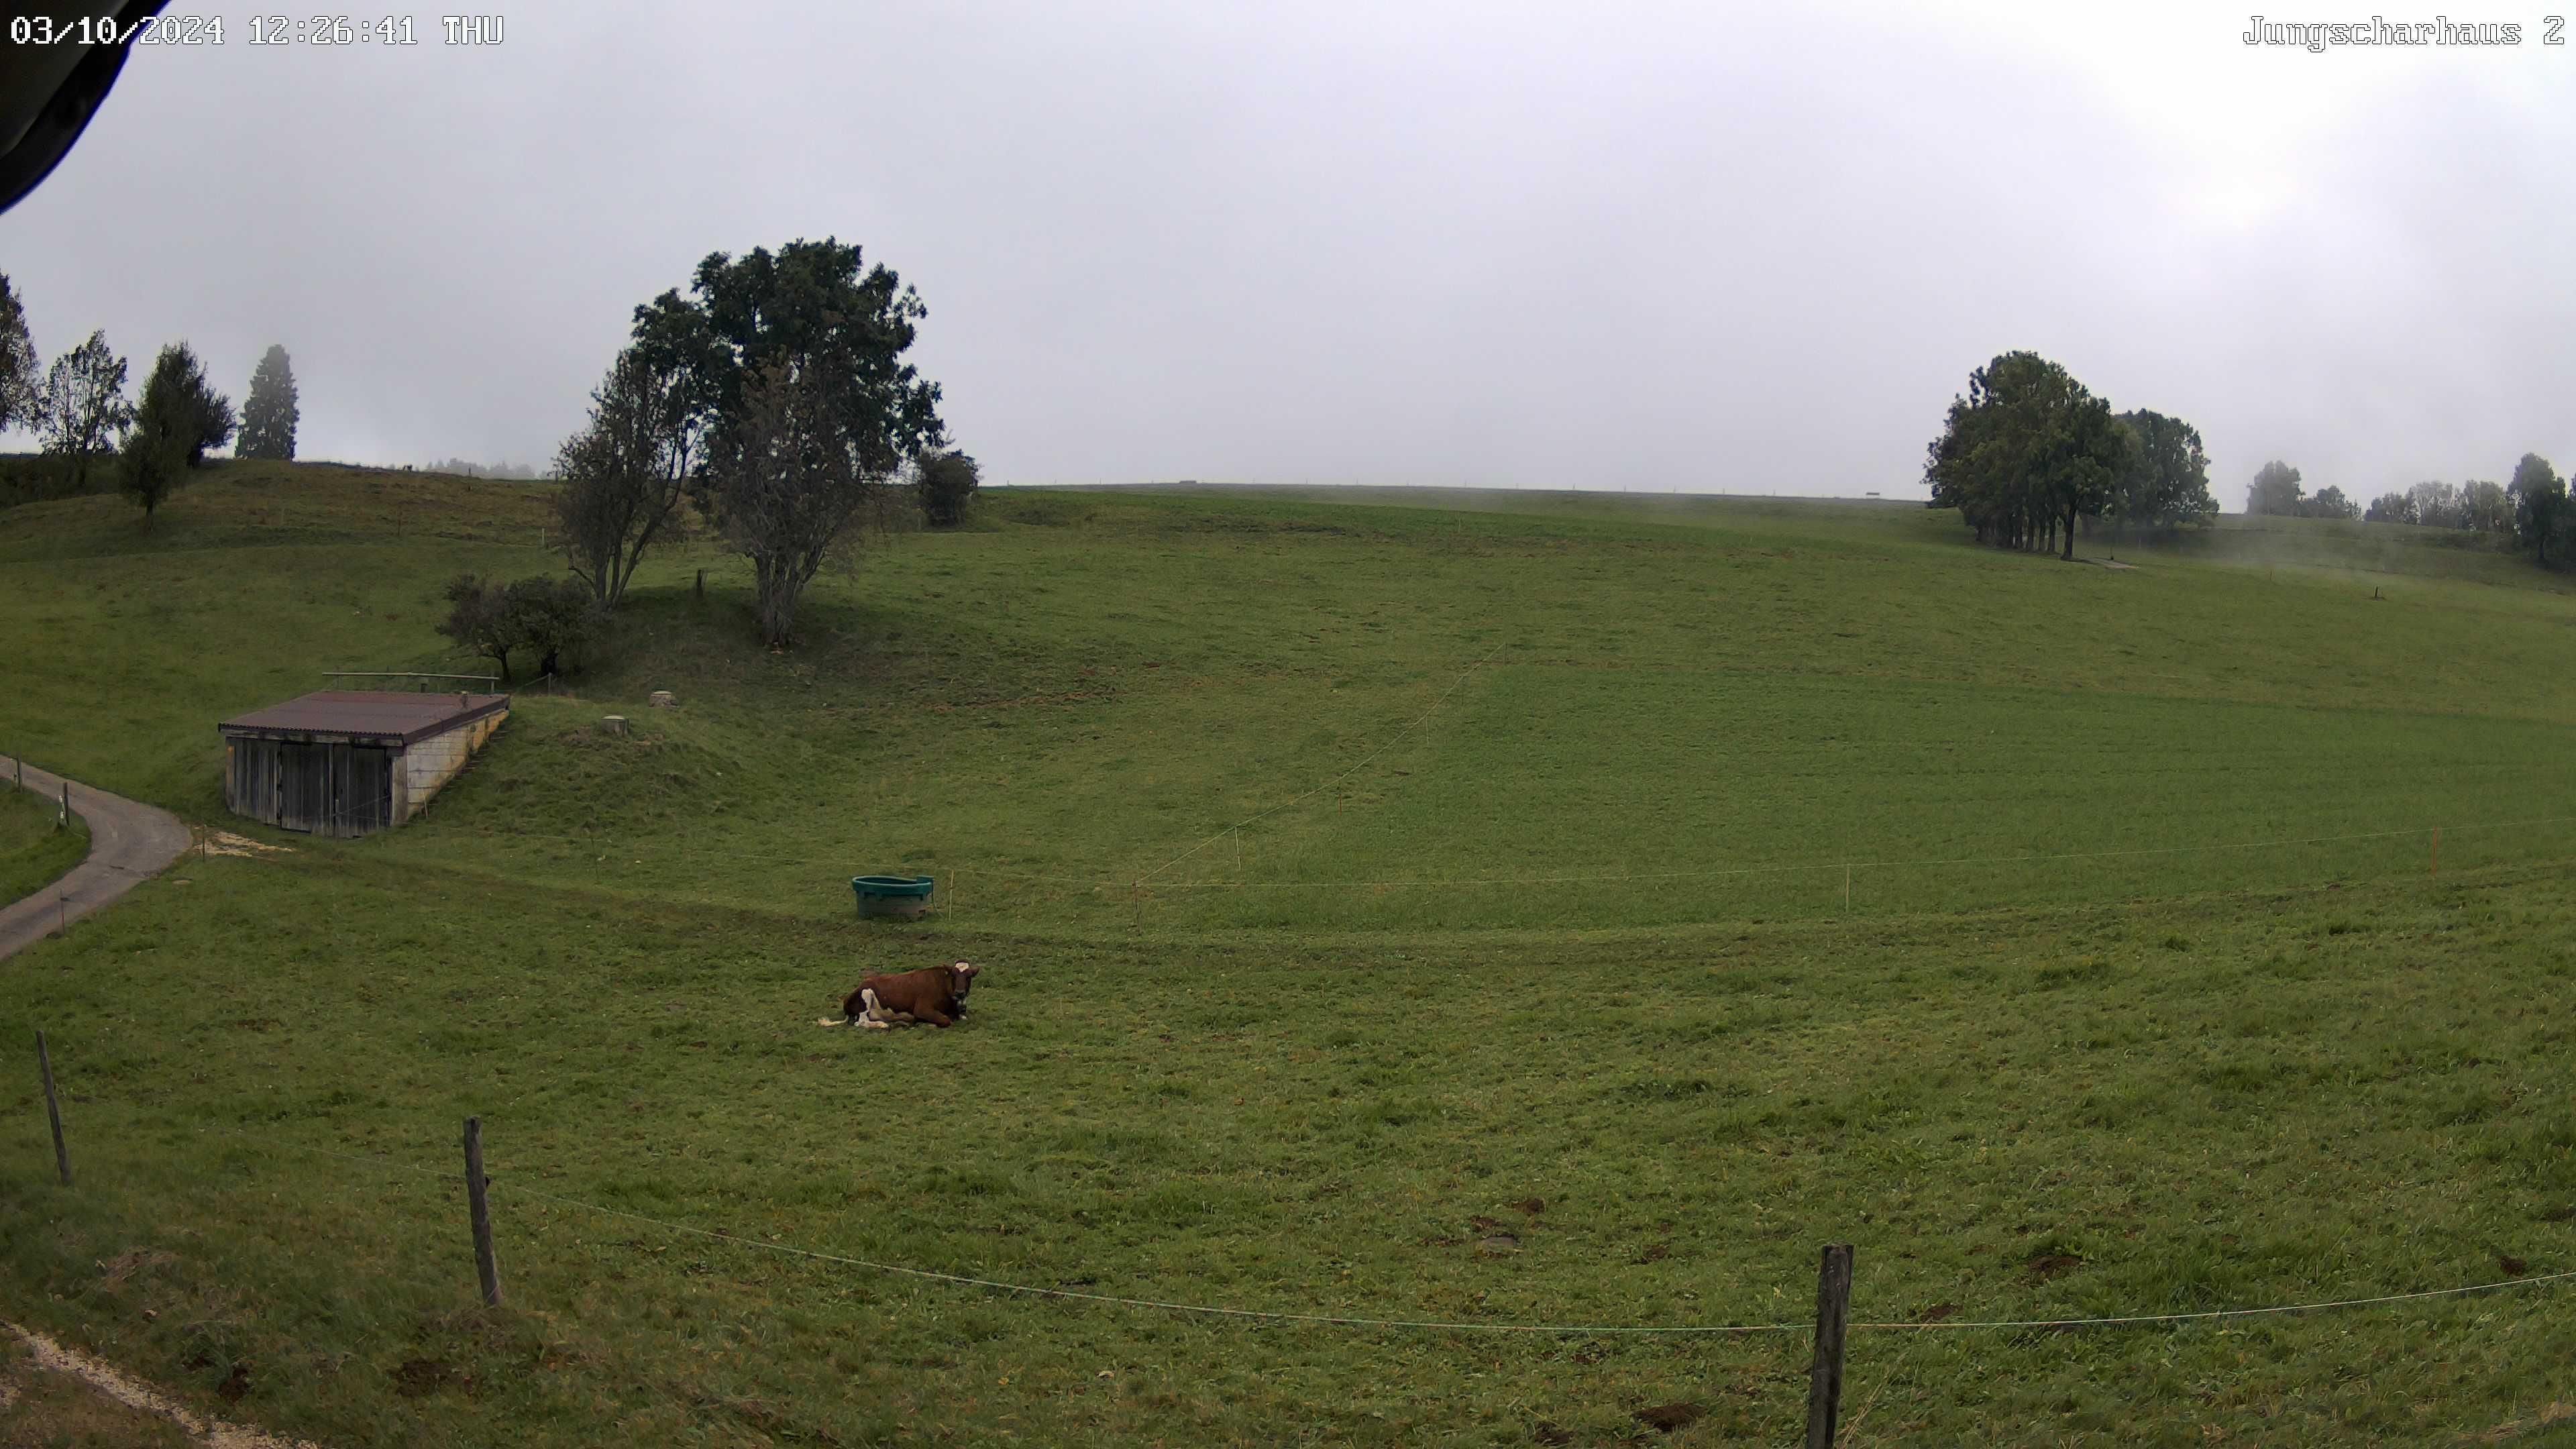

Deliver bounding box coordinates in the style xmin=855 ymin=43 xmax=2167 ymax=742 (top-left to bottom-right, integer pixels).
xmin=97 ymin=1248 xmax=177 ymax=1287
xmin=2025 ymin=1252 xmax=2085 ymax=1283
xmin=1632 ymin=1400 xmax=1705 ymax=1432
xmin=390 ymin=1357 xmax=464 ymax=1398
xmin=200 ymin=831 xmax=293 ymax=859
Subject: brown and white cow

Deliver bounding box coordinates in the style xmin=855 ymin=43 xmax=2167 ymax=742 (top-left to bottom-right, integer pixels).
xmin=820 ymin=961 xmax=979 ymax=1030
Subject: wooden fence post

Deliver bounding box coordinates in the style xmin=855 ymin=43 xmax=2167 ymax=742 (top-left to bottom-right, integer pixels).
xmin=1805 ymin=1242 xmax=1854 ymax=1449
xmin=36 ymin=1031 xmax=70 ymax=1187
xmin=463 ymin=1116 xmax=502 ymax=1306
xmin=57 ymin=782 xmax=69 ymax=830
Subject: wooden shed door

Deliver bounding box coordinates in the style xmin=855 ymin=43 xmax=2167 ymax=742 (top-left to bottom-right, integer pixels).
xmin=335 ymin=745 xmax=391 ymax=835
xmin=268 ymin=742 xmax=394 ymax=835
xmin=275 ymin=742 xmax=325 ymax=832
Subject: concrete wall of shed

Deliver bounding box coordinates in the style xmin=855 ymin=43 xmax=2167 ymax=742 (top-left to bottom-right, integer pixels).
xmin=394 ymin=708 xmax=508 ymax=822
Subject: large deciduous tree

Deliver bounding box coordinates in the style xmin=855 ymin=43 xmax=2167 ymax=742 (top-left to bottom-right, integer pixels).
xmin=631 ymin=237 xmax=946 ymax=647
xmin=2245 ymin=460 xmax=2302 ymax=516
xmin=119 ymin=342 xmax=231 ymax=521
xmin=35 ymin=330 xmax=131 ymax=490
xmin=2408 ymin=480 xmax=2461 ymax=529
xmin=2508 ymin=453 xmax=2567 ymax=566
xmin=2461 ymin=477 xmax=2514 ymax=535
xmin=239 ymin=343 xmax=299 ymax=460
xmin=2364 ymin=492 xmax=2416 ymax=524
xmin=0 ymin=273 xmax=37 ymax=431
xmin=2109 ymin=409 xmax=2216 ymax=547
xmin=2298 ymin=484 xmax=2359 ymax=521
xmin=708 ymin=351 xmax=900 ymax=647
xmin=553 ymin=343 xmax=704 ymax=607
xmin=1923 ymin=351 xmax=2123 ymax=559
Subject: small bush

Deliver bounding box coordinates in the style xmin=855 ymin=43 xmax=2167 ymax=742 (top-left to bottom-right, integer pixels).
xmin=435 ymin=574 xmax=606 ymax=682
xmin=915 ymin=448 xmax=980 ymax=528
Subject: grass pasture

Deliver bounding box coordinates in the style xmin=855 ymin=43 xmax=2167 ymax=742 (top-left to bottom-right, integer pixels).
xmin=0 ymin=777 xmax=87 ymax=908
xmin=1 ymin=470 xmax=2575 ymax=1444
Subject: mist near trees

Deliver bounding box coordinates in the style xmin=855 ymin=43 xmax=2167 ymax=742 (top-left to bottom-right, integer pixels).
xmin=429 ymin=458 xmax=542 ymax=479
xmin=238 ymin=344 xmax=299 ymax=462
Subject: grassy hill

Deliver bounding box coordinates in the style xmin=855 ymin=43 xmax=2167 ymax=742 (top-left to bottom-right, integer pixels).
xmin=1 ymin=468 xmax=2574 ymax=1445
xmin=0 ymin=780 xmax=85 ymax=906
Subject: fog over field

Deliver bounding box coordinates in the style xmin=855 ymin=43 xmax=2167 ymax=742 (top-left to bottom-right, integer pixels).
xmin=1 ymin=1 xmax=2570 ymax=496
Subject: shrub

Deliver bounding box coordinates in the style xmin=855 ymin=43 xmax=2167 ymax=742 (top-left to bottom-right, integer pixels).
xmin=916 ymin=447 xmax=981 ymax=528
xmin=436 ymin=574 xmax=605 ymax=681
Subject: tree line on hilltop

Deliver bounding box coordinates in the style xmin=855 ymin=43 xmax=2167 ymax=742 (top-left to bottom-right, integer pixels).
xmin=1926 ymin=350 xmax=2573 ymax=572
xmin=0 ymin=273 xmax=299 ymax=517
xmin=2241 ymin=454 xmax=2567 ymax=563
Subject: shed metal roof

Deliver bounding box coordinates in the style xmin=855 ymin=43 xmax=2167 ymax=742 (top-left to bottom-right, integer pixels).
xmin=218 ymin=690 xmax=510 ymax=746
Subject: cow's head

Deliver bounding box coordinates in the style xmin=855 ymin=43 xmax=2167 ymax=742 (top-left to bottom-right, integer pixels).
xmin=951 ymin=960 xmax=979 ymax=1001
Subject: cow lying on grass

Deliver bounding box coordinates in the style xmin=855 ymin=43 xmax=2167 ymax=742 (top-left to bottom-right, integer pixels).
xmin=819 ymin=961 xmax=979 ymax=1030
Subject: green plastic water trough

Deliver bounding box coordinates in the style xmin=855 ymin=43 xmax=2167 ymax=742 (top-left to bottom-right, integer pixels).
xmin=852 ymin=874 xmax=935 ymax=920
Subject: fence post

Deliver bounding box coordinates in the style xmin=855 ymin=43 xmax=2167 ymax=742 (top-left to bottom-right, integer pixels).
xmin=463 ymin=1116 xmax=502 ymax=1306
xmin=57 ymin=782 xmax=68 ymax=830
xmin=36 ymin=1031 xmax=70 ymax=1187
xmin=1805 ymin=1242 xmax=1853 ymax=1449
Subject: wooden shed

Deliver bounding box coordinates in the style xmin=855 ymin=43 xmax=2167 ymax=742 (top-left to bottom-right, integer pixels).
xmin=218 ymin=690 xmax=509 ymax=837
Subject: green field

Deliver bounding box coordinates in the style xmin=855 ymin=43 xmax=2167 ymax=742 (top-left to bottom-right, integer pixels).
xmin=0 ymin=775 xmax=86 ymax=908
xmin=2 ymin=466 xmax=2575 ymax=1445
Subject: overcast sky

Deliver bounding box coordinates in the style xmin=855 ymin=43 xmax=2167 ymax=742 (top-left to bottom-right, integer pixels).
xmin=3 ymin=1 xmax=2571 ymax=501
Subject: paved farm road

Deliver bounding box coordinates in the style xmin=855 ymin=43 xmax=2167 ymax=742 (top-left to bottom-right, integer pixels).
xmin=0 ymin=755 xmax=191 ymax=961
